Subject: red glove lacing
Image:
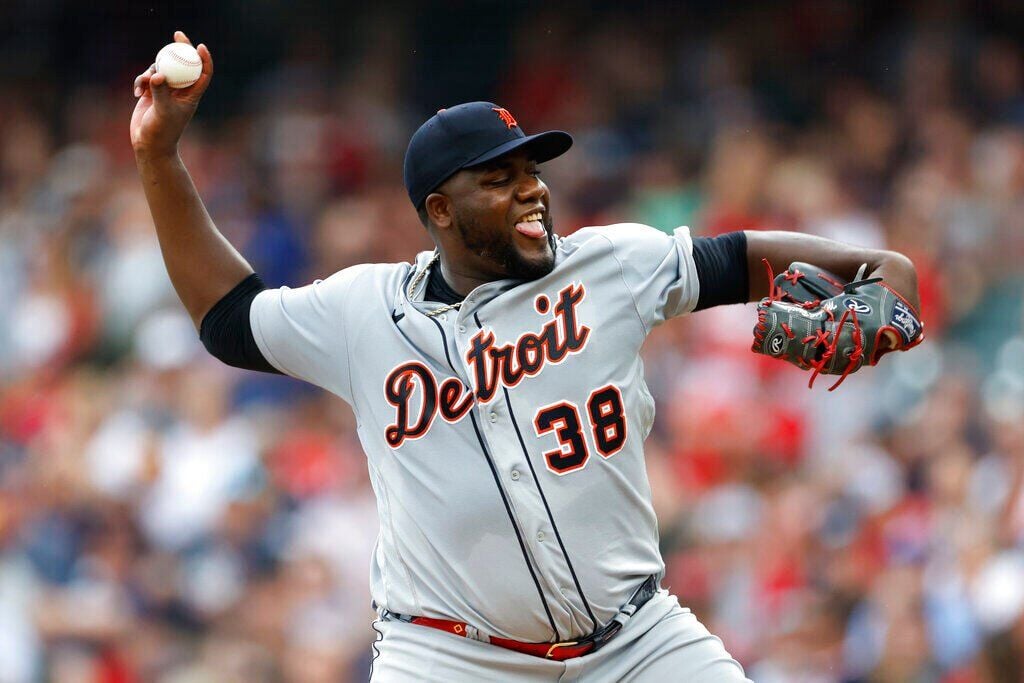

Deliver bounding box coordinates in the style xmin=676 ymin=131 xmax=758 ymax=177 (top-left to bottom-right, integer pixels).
xmin=758 ymin=260 xmax=866 ymax=391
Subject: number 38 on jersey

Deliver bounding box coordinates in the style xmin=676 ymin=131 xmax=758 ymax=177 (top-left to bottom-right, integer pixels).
xmin=533 ymin=384 xmax=627 ymax=475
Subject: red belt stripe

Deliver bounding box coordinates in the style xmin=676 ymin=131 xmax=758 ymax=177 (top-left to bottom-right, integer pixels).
xmin=409 ymin=616 xmax=596 ymax=660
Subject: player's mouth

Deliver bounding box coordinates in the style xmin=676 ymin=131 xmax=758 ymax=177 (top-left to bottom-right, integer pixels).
xmin=514 ymin=210 xmax=546 ymax=239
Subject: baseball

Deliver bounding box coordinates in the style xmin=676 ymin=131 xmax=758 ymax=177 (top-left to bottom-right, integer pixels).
xmin=155 ymin=42 xmax=202 ymax=89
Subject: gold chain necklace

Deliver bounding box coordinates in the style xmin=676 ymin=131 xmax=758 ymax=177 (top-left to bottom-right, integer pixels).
xmin=408 ymin=252 xmax=464 ymax=318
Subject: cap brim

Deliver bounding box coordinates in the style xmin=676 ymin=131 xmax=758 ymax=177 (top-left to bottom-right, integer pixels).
xmin=463 ymin=130 xmax=573 ymax=169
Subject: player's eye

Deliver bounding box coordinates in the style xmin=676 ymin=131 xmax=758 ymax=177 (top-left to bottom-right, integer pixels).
xmin=529 ymin=168 xmax=542 ymax=177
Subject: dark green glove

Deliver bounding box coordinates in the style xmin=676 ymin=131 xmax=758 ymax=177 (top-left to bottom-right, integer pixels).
xmin=752 ymin=262 xmax=925 ymax=390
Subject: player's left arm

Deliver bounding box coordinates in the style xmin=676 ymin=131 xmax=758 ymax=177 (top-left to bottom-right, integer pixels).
xmin=743 ymin=230 xmax=920 ymax=311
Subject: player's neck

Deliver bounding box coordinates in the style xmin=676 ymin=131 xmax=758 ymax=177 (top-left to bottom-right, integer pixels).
xmin=437 ymin=258 xmax=495 ymax=297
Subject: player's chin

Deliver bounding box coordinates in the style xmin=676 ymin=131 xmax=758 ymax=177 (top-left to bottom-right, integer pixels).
xmin=508 ymin=241 xmax=556 ymax=280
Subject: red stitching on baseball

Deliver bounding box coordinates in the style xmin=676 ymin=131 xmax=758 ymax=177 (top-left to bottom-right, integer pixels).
xmin=158 ymin=48 xmax=201 ymax=86
xmin=164 ymin=50 xmax=201 ymax=67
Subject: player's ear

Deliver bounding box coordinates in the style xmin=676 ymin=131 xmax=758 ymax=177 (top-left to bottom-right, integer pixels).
xmin=424 ymin=193 xmax=452 ymax=230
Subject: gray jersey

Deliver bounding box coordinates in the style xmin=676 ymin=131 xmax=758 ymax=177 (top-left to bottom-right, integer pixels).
xmin=250 ymin=223 xmax=699 ymax=643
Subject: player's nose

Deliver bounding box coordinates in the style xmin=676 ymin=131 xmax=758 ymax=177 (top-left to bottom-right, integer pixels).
xmin=516 ymin=173 xmax=546 ymax=203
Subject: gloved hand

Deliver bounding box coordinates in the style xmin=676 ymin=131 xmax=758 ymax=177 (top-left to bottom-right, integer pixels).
xmin=751 ymin=262 xmax=925 ymax=390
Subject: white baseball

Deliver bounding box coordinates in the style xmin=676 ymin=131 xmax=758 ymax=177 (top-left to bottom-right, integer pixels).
xmin=155 ymin=42 xmax=202 ymax=89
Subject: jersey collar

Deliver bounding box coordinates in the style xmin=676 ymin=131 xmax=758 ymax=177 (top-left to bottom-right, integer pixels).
xmin=400 ymin=240 xmax=567 ymax=319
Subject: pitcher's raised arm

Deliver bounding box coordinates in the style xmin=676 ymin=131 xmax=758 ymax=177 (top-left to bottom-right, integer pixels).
xmin=130 ymin=31 xmax=253 ymax=328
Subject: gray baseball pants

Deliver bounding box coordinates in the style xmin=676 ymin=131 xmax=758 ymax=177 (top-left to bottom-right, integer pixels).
xmin=369 ymin=591 xmax=751 ymax=682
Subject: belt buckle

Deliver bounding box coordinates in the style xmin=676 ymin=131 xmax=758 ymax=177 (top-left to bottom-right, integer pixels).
xmin=545 ymin=640 xmax=579 ymax=659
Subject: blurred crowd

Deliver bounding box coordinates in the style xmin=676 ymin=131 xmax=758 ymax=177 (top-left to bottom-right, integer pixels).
xmin=2 ymin=2 xmax=1024 ymax=682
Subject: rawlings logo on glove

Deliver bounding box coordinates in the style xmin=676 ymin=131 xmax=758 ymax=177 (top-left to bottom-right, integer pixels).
xmin=752 ymin=261 xmax=924 ymax=390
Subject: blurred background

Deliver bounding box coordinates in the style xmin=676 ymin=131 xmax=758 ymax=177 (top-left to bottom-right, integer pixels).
xmin=2 ymin=0 xmax=1024 ymax=681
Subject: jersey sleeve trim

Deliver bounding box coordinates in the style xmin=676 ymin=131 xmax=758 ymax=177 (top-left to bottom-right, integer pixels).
xmin=672 ymin=225 xmax=701 ymax=317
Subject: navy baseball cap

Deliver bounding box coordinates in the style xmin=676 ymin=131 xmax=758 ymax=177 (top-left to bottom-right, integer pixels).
xmin=404 ymin=102 xmax=573 ymax=208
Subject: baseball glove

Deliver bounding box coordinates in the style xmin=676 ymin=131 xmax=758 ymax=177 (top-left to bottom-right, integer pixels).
xmin=751 ymin=261 xmax=924 ymax=390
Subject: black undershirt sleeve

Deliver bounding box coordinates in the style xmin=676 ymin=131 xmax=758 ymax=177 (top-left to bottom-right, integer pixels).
xmin=199 ymin=273 xmax=282 ymax=374
xmin=691 ymin=231 xmax=750 ymax=311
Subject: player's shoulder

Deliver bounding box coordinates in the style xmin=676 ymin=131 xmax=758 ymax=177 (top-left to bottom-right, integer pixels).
xmin=261 ymin=261 xmax=411 ymax=309
xmin=558 ymin=223 xmax=690 ymax=257
xmin=324 ymin=261 xmax=410 ymax=287
xmin=294 ymin=261 xmax=399 ymax=292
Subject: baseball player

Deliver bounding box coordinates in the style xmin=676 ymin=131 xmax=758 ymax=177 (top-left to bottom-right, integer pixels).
xmin=132 ymin=33 xmax=923 ymax=682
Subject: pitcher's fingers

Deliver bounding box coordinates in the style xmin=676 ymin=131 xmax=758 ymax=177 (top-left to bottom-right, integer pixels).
xmin=197 ymin=44 xmax=213 ymax=76
xmin=148 ymin=72 xmax=174 ymax=107
xmin=149 ymin=71 xmax=170 ymax=101
xmin=183 ymin=44 xmax=214 ymax=97
xmin=175 ymin=30 xmax=192 ymax=45
xmin=134 ymin=64 xmax=157 ymax=96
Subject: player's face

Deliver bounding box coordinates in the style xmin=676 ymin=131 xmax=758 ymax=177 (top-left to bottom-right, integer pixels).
xmin=444 ymin=150 xmax=556 ymax=281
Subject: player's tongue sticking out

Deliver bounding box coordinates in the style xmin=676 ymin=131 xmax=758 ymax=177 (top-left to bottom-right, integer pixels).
xmin=515 ymin=211 xmax=546 ymax=239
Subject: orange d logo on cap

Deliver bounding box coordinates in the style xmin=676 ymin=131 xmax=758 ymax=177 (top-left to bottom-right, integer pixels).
xmin=493 ymin=107 xmax=518 ymax=129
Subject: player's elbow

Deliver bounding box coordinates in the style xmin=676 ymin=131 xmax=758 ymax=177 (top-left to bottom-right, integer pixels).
xmin=876 ymin=250 xmax=921 ymax=312
xmin=883 ymin=250 xmax=915 ymax=272
xmin=877 ymin=250 xmax=917 ymax=285
xmin=199 ymin=325 xmax=244 ymax=368
xmin=198 ymin=275 xmax=283 ymax=375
